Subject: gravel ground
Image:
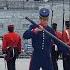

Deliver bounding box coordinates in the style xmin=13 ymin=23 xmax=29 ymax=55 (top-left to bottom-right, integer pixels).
xmin=0 ymin=58 xmax=63 ymax=70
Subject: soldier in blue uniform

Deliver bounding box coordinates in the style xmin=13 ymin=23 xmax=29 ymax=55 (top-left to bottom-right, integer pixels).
xmin=23 ymin=8 xmax=57 ymax=70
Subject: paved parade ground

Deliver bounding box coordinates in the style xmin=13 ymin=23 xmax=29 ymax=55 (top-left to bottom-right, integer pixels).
xmin=0 ymin=58 xmax=63 ymax=70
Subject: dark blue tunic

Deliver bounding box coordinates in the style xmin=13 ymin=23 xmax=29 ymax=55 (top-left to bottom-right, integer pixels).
xmin=23 ymin=25 xmax=56 ymax=70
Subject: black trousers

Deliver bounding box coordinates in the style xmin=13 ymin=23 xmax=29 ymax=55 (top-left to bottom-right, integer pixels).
xmin=51 ymin=47 xmax=59 ymax=70
xmin=52 ymin=55 xmax=58 ymax=70
xmin=63 ymin=54 xmax=70 ymax=70
xmin=7 ymin=58 xmax=16 ymax=70
xmin=5 ymin=47 xmax=19 ymax=70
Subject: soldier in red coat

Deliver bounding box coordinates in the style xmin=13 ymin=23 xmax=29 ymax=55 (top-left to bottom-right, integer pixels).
xmin=62 ymin=21 xmax=70 ymax=70
xmin=51 ymin=23 xmax=58 ymax=70
xmin=51 ymin=23 xmax=62 ymax=70
xmin=2 ymin=24 xmax=21 ymax=70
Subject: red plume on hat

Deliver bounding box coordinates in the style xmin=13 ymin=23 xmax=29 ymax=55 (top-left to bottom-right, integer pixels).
xmin=8 ymin=24 xmax=14 ymax=32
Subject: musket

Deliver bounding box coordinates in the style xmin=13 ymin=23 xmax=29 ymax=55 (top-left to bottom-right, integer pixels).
xmin=62 ymin=0 xmax=65 ymax=37
xmin=25 ymin=17 xmax=70 ymax=54
xmin=51 ymin=0 xmax=53 ymax=25
xmin=69 ymin=0 xmax=70 ymax=22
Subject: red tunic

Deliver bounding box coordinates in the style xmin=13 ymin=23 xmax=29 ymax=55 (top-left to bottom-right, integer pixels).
xmin=55 ymin=31 xmax=62 ymax=40
xmin=62 ymin=30 xmax=70 ymax=46
xmin=2 ymin=32 xmax=21 ymax=53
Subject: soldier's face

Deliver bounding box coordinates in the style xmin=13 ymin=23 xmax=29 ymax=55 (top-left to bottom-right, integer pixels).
xmin=39 ymin=17 xmax=48 ymax=27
